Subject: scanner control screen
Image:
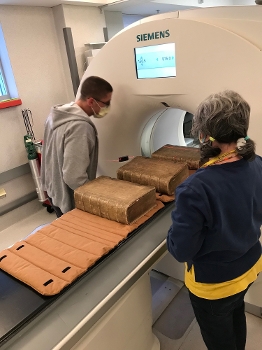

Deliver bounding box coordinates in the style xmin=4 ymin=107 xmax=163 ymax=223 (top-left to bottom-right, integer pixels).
xmin=135 ymin=43 xmax=176 ymax=79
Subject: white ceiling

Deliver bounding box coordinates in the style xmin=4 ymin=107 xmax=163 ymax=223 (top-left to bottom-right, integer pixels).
xmin=0 ymin=0 xmax=256 ymax=16
xmin=103 ymin=1 xmax=194 ymax=16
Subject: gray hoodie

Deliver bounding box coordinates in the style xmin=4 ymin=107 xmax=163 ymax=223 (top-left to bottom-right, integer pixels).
xmin=41 ymin=102 xmax=98 ymax=213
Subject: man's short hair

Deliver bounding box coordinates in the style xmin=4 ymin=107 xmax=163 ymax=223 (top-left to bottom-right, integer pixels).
xmin=80 ymin=76 xmax=113 ymax=101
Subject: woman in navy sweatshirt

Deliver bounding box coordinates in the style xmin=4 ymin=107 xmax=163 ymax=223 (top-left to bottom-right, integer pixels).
xmin=167 ymin=90 xmax=262 ymax=350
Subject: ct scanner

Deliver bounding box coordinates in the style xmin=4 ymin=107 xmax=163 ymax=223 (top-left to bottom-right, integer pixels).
xmin=1 ymin=5 xmax=262 ymax=350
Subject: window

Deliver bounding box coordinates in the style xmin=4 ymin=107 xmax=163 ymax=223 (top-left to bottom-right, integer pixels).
xmin=0 ymin=25 xmax=21 ymax=108
xmin=0 ymin=59 xmax=9 ymax=101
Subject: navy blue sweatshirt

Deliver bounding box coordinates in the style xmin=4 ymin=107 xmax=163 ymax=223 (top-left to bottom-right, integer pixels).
xmin=167 ymin=156 xmax=262 ymax=283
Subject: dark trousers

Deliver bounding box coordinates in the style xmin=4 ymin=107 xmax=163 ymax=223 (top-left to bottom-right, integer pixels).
xmin=189 ymin=285 xmax=251 ymax=350
xmin=47 ymin=196 xmax=63 ymax=218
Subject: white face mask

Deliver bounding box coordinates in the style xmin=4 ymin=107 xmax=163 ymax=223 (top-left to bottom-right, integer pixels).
xmin=92 ymin=100 xmax=110 ymax=118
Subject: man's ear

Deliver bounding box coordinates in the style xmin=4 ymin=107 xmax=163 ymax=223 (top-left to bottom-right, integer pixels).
xmin=86 ymin=97 xmax=94 ymax=106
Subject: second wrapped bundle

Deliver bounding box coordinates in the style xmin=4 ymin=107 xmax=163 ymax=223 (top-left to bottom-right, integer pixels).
xmin=152 ymin=144 xmax=201 ymax=170
xmin=117 ymin=156 xmax=189 ymax=196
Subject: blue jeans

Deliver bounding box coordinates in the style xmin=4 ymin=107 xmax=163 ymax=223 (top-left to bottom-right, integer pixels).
xmin=188 ymin=285 xmax=251 ymax=350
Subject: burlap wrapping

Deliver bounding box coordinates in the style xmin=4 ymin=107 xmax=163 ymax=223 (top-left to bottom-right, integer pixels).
xmin=152 ymin=144 xmax=201 ymax=170
xmin=74 ymin=176 xmax=157 ymax=225
xmin=117 ymin=156 xmax=189 ymax=196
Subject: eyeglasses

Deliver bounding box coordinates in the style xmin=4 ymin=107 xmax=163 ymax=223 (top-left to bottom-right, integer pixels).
xmin=94 ymin=98 xmax=111 ymax=107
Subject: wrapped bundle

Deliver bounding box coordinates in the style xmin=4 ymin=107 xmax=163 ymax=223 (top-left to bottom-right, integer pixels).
xmin=117 ymin=156 xmax=189 ymax=196
xmin=152 ymin=144 xmax=200 ymax=170
xmin=74 ymin=176 xmax=156 ymax=225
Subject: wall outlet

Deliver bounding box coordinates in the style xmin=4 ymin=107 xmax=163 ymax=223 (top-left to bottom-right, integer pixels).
xmin=0 ymin=188 xmax=7 ymax=198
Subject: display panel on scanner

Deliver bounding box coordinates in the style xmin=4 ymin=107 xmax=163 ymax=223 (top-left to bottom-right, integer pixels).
xmin=135 ymin=43 xmax=176 ymax=79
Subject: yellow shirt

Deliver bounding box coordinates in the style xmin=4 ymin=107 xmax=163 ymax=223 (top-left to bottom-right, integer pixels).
xmin=185 ymin=256 xmax=262 ymax=299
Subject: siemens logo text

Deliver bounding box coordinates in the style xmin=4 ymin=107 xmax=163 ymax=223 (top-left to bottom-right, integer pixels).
xmin=137 ymin=30 xmax=170 ymax=42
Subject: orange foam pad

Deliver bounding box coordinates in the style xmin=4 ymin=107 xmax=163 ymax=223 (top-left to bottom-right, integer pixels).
xmin=156 ymin=193 xmax=175 ymax=203
xmin=0 ymin=201 xmax=164 ymax=296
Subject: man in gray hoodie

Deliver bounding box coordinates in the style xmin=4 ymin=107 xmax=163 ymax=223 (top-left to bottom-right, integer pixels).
xmin=41 ymin=76 xmax=113 ymax=217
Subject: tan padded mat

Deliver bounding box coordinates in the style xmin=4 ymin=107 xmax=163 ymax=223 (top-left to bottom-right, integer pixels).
xmin=156 ymin=193 xmax=175 ymax=202
xmin=0 ymin=201 xmax=164 ymax=296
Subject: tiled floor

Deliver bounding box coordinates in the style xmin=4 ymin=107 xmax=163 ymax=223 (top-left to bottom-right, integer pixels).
xmin=154 ymin=312 xmax=262 ymax=350
xmin=150 ymin=271 xmax=262 ymax=350
xmin=1 ymin=201 xmax=262 ymax=350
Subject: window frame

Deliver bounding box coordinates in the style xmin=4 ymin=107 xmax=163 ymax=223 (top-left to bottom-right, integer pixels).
xmin=0 ymin=58 xmax=10 ymax=101
xmin=0 ymin=24 xmax=21 ymax=108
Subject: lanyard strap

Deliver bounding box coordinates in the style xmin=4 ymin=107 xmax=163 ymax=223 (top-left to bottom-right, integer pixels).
xmin=201 ymin=149 xmax=237 ymax=168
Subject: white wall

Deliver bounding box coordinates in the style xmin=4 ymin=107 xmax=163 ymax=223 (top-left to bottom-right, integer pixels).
xmin=233 ymin=0 xmax=256 ymax=4
xmin=199 ymin=0 xmax=234 ymax=5
xmin=63 ymin=4 xmax=106 ymax=79
xmin=123 ymin=14 xmax=146 ymax=28
xmin=52 ymin=4 xmax=75 ymax=101
xmin=153 ymin=0 xmax=234 ymax=6
xmin=0 ymin=5 xmax=71 ymax=173
xmin=104 ymin=11 xmax=124 ymax=40
xmin=0 ymin=4 xmax=111 ymax=216
xmin=0 ymin=5 xmax=75 ymax=217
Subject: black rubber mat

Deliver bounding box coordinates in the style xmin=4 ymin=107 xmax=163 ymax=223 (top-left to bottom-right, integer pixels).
xmin=153 ymin=286 xmax=195 ymax=339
